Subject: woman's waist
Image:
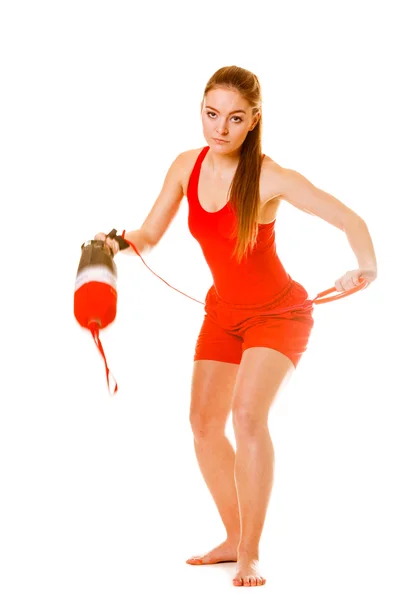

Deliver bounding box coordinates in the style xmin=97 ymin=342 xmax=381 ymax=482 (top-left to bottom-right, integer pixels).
xmin=209 ymin=271 xmax=295 ymax=307
xmin=206 ymin=276 xmax=314 ymax=317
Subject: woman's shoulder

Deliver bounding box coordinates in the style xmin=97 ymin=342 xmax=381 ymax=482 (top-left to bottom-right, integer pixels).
xmin=180 ymin=146 xmax=207 ymax=164
xmin=261 ymin=153 xmax=280 ymax=171
xmin=174 ymin=146 xmax=205 ymax=175
xmin=177 ymin=147 xmax=207 ymax=195
xmin=261 ymin=153 xmax=289 ymax=181
xmin=260 ymin=154 xmax=286 ymax=204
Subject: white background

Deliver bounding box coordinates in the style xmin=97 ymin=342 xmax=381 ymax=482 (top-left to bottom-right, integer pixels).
xmin=1 ymin=0 xmax=398 ymax=598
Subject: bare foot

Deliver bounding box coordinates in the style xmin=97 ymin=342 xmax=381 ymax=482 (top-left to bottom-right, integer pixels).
xmin=233 ymin=556 xmax=266 ymax=587
xmin=186 ymin=539 xmax=239 ymax=565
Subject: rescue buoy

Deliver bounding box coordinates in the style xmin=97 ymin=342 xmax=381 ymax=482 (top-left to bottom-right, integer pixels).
xmin=74 ymin=229 xmax=129 ymax=395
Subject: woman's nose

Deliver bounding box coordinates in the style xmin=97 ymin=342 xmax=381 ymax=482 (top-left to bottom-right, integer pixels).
xmin=216 ymin=121 xmax=228 ymax=134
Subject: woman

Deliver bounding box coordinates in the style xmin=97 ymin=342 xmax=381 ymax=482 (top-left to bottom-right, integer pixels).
xmin=95 ymin=65 xmax=377 ymax=587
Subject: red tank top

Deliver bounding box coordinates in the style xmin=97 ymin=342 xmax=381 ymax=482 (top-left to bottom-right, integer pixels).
xmin=187 ymin=146 xmax=291 ymax=304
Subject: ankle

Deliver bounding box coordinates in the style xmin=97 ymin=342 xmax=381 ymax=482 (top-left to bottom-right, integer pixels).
xmin=226 ymin=534 xmax=241 ymax=547
xmin=237 ymin=544 xmax=260 ymax=560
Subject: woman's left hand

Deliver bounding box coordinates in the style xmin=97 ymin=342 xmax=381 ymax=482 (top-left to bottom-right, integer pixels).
xmin=334 ymin=268 xmax=377 ymax=292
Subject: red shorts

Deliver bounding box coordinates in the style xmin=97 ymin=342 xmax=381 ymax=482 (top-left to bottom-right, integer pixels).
xmin=194 ymin=277 xmax=315 ymax=369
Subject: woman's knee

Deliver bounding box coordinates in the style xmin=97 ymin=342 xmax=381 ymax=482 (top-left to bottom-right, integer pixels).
xmin=189 ymin=415 xmax=226 ymax=439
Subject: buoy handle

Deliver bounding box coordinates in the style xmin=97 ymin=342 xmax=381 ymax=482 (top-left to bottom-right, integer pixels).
xmin=313 ymin=278 xmax=368 ymax=304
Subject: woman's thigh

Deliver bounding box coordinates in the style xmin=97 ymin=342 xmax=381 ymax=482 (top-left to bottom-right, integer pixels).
xmin=189 ymin=359 xmax=239 ymax=436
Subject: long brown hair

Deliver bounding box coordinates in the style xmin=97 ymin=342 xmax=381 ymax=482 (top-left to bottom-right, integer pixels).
xmin=202 ymin=66 xmax=263 ymax=264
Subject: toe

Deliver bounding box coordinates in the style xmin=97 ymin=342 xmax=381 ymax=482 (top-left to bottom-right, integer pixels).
xmin=186 ymin=557 xmax=202 ymax=565
xmin=233 ymin=578 xmax=243 ymax=586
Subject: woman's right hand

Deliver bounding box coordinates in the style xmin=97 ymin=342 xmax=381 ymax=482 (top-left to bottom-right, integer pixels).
xmin=94 ymin=232 xmax=120 ymax=256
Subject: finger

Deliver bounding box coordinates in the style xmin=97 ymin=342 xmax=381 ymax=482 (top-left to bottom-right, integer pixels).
xmin=346 ymin=275 xmax=359 ymax=289
xmin=106 ymin=237 xmax=119 ymax=255
xmin=344 ymin=280 xmax=354 ymax=291
xmin=93 ymin=233 xmax=119 ymax=255
xmin=335 ymin=279 xmax=345 ymax=292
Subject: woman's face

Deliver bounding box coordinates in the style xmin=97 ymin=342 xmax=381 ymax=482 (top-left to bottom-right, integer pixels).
xmin=201 ymin=87 xmax=258 ymax=153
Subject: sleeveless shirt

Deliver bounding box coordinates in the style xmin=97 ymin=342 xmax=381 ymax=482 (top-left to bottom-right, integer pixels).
xmin=187 ymin=146 xmax=291 ymax=304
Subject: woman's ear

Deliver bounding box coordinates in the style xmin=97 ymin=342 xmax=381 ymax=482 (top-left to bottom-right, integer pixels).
xmin=250 ymin=113 xmax=261 ymax=131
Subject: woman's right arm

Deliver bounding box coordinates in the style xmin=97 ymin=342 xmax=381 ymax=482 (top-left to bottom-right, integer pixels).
xmin=96 ymin=151 xmax=188 ymax=256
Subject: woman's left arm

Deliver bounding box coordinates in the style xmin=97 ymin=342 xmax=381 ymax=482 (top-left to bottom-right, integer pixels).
xmin=275 ymin=164 xmax=378 ymax=291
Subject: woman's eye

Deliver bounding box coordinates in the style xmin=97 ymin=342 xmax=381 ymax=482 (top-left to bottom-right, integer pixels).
xmin=206 ymin=111 xmax=242 ymax=123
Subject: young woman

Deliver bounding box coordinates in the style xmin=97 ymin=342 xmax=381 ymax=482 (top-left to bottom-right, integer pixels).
xmin=95 ymin=65 xmax=377 ymax=588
